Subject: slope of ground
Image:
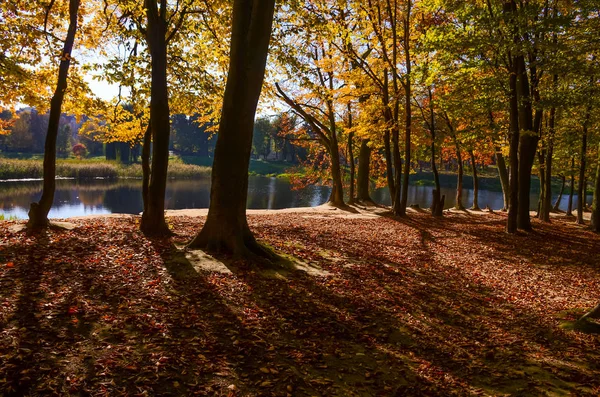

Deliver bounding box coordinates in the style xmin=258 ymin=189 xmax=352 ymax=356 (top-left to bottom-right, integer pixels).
xmin=0 ymin=209 xmax=599 ymax=396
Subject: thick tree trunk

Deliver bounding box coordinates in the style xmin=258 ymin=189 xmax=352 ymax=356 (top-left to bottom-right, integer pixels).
xmin=577 ymin=107 xmax=591 ymax=225
xmin=567 ymin=157 xmax=575 ymax=216
xmin=469 ymin=149 xmax=480 ymax=211
xmin=356 ymin=138 xmax=373 ymax=203
xmin=495 ymin=147 xmax=510 ymax=211
xmin=141 ymin=1 xmax=172 ymax=236
xmin=552 ymin=174 xmax=565 ymax=212
xmin=28 ymin=0 xmax=80 ymax=229
xmin=327 ymin=137 xmax=345 ymax=206
xmin=507 ymin=70 xmax=520 ymax=233
xmin=591 ymin=143 xmax=600 ymax=232
xmin=188 ymin=0 xmax=276 ymax=257
xmin=106 ymin=142 xmax=117 ymax=160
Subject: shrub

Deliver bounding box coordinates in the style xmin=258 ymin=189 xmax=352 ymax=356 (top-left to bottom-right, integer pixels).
xmin=72 ymin=143 xmax=88 ymax=159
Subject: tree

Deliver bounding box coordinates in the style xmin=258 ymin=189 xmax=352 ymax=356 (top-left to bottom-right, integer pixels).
xmin=188 ymin=0 xmax=276 ymax=257
xmin=28 ymin=0 xmax=82 ymax=228
xmin=273 ymin=3 xmax=347 ymax=207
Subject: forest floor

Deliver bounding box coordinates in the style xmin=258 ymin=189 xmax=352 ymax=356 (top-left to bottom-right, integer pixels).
xmin=1 ymin=206 xmax=599 ymax=396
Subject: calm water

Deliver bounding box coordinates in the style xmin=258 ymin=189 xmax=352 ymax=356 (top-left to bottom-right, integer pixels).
xmin=0 ymin=176 xmax=590 ymax=219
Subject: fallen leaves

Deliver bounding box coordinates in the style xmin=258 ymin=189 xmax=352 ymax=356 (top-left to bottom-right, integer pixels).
xmin=0 ymin=212 xmax=599 ymax=396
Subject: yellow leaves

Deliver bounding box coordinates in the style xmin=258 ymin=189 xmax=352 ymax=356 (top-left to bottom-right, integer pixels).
xmin=0 ymin=119 xmax=14 ymax=136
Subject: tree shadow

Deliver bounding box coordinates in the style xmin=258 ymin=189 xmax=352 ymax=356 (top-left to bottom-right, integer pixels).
xmin=2 ymin=213 xmax=599 ymax=396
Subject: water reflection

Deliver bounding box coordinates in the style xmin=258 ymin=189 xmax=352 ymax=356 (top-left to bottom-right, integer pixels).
xmin=0 ymin=177 xmax=591 ymax=219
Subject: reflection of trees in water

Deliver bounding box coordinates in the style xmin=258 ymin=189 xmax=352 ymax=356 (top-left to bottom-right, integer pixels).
xmin=3 ymin=177 xmax=583 ymax=215
xmin=166 ymin=179 xmax=210 ymax=210
xmin=78 ymin=189 xmax=106 ymax=207
xmin=103 ymin=184 xmax=144 ymax=214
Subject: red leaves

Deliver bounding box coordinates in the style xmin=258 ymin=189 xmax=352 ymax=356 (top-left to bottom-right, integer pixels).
xmin=0 ymin=213 xmax=599 ymax=396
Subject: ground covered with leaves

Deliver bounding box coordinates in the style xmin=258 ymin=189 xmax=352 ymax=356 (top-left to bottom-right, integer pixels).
xmin=1 ymin=210 xmax=599 ymax=396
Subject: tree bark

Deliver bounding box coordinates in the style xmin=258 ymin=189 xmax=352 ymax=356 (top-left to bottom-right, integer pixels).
xmin=383 ymin=129 xmax=395 ymax=205
xmin=540 ymin=105 xmax=555 ymax=222
xmin=356 ymin=138 xmax=373 ymax=203
xmin=579 ymin=301 xmax=600 ymax=322
xmin=141 ymin=124 xmax=151 ymax=214
xmin=327 ymin=136 xmax=345 ymax=206
xmin=567 ymin=157 xmax=575 ymax=216
xmin=577 ymin=105 xmax=591 ymax=225
xmin=141 ymin=0 xmax=172 ymax=236
xmin=347 ymin=131 xmax=355 ymax=204
xmin=188 ymin=0 xmax=276 ymax=257
xmin=537 ymin=148 xmax=545 ymax=217
xmin=515 ymin=58 xmax=539 ymax=231
xmin=454 ymin=138 xmax=464 ymax=210
xmin=469 ymin=149 xmax=480 ymax=211
xmin=506 ymin=68 xmax=520 ymax=233
xmin=552 ymin=174 xmax=565 ymax=212
xmin=347 ymin=104 xmax=355 ymax=205
xmin=495 ymin=147 xmax=510 ymax=211
xmin=28 ymin=0 xmax=81 ymax=229
xmin=591 ymin=143 xmax=600 ymax=232
xmin=429 ymin=88 xmax=442 ymax=217
xmin=398 ymin=2 xmax=412 ymax=217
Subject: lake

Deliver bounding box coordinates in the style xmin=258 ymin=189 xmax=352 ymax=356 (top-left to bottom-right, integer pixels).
xmin=0 ymin=176 xmax=590 ymax=219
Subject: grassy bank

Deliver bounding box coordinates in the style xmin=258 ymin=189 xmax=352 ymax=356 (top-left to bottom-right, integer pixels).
xmin=0 ymin=158 xmax=211 ymax=180
xmin=408 ymin=170 xmax=569 ymax=194
xmin=180 ymin=156 xmax=304 ymax=178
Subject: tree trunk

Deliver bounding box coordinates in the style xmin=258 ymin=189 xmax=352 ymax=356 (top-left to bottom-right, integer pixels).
xmin=577 ymin=106 xmax=591 ymax=225
xmin=392 ymin=120 xmax=402 ymax=215
xmin=537 ymin=149 xmax=545 ymax=217
xmin=454 ymin=138 xmax=464 ymax=210
xmin=347 ymin=105 xmax=355 ymax=205
xmin=495 ymin=147 xmax=510 ymax=211
xmin=516 ymin=117 xmax=539 ymax=231
xmin=383 ymin=129 xmax=395 ymax=204
xmin=540 ymin=106 xmax=555 ymax=222
xmin=567 ymin=157 xmax=575 ymax=216
xmin=347 ymin=131 xmax=355 ymax=204
xmin=141 ymin=0 xmax=172 ymax=236
xmin=106 ymin=142 xmax=117 ymax=160
xmin=430 ymin=90 xmax=442 ymax=217
xmin=356 ymin=138 xmax=373 ymax=203
xmin=28 ymin=0 xmax=80 ymax=229
xmin=398 ymin=8 xmax=412 ymax=217
xmin=579 ymin=301 xmax=600 ymax=322
xmin=141 ymin=124 xmax=151 ymax=214
xmin=469 ymin=149 xmax=480 ymax=211
xmin=188 ymin=0 xmax=276 ymax=257
xmin=327 ymin=138 xmax=345 ymax=206
xmin=507 ymin=68 xmax=520 ymax=233
xmin=591 ymin=143 xmax=600 ymax=232
xmin=552 ymin=174 xmax=565 ymax=212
